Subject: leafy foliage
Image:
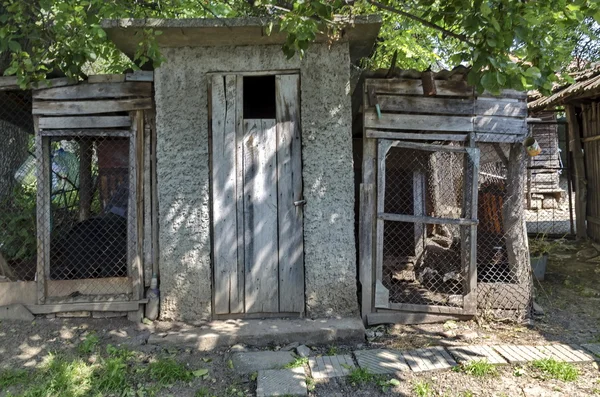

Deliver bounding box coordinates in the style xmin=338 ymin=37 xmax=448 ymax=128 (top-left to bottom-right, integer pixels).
xmin=0 ymin=184 xmax=37 ymax=261
xmin=1 ymin=1 xmax=600 ymax=93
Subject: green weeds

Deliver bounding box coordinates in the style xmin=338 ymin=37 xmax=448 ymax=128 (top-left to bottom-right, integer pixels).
xmin=77 ymin=332 xmax=99 ymax=355
xmin=283 ymin=356 xmax=308 ymax=369
xmin=0 ymin=368 xmax=28 ymax=388
xmin=532 ymin=358 xmax=579 ymax=382
xmin=455 ymin=359 xmax=497 ymax=377
xmin=413 ymin=380 xmax=434 ymax=397
xmin=148 ymin=357 xmax=193 ymax=385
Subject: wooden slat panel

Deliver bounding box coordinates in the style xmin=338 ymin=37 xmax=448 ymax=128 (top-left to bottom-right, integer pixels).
xmin=373 ymin=95 xmax=473 ymax=115
xmin=275 ymin=74 xmax=304 ymax=313
xmin=88 ymin=74 xmax=125 ymax=83
xmin=125 ymin=71 xmax=154 ymax=82
xmin=378 ymin=212 xmax=478 ymax=226
xmin=365 ymin=111 xmax=473 ymax=132
xmin=33 ymin=82 xmax=152 ymax=100
xmin=40 ymin=129 xmax=131 ymax=137
xmin=33 ymin=98 xmax=153 ymax=115
xmin=474 ymin=98 xmax=527 ymax=118
xmin=474 ymin=116 xmax=527 ymax=134
xmin=211 ymin=75 xmax=240 ymax=315
xmin=387 ymin=302 xmax=466 ymax=315
xmin=366 ymin=129 xmax=468 ymax=142
xmin=234 ymin=76 xmax=245 ymax=314
xmin=366 ymin=79 xmax=474 ymax=97
xmin=244 ymin=119 xmax=279 ymax=313
xmin=39 ymin=116 xmax=130 ymax=129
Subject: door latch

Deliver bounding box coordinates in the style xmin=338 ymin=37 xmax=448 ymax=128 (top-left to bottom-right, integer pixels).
xmin=294 ymin=200 xmax=307 ymax=207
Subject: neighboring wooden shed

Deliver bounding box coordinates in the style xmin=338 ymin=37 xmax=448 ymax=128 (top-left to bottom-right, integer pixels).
xmin=357 ymin=69 xmax=532 ymax=325
xmin=529 ymin=65 xmax=600 ymax=241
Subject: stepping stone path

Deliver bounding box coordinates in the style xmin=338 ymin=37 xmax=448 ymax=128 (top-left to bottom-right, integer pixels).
xmin=308 ymin=355 xmax=355 ymax=379
xmin=447 ymin=345 xmax=507 ymax=365
xmin=354 ymin=349 xmax=410 ymax=374
xmin=231 ymin=351 xmax=296 ymax=374
xmin=402 ymin=346 xmax=457 ymax=372
xmin=494 ymin=344 xmax=594 ymax=364
xmin=256 ymin=367 xmax=307 ymax=397
xmin=582 ymin=343 xmax=600 ymax=358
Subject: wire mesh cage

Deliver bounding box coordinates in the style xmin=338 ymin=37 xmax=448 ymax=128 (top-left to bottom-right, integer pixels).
xmin=44 ymin=135 xmax=133 ymax=299
xmin=0 ymin=90 xmax=37 ymax=282
xmin=380 ymin=145 xmax=474 ymax=308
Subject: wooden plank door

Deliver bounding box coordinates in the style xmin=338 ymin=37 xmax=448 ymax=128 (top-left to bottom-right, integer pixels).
xmin=211 ymin=73 xmax=304 ymax=316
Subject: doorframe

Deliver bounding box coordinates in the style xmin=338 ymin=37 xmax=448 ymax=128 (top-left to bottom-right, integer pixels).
xmin=207 ymin=70 xmax=305 ymax=319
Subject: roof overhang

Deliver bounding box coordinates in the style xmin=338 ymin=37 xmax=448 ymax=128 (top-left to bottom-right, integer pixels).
xmin=101 ymin=15 xmax=382 ymax=65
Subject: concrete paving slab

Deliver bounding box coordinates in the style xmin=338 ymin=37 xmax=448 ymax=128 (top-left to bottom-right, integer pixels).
xmin=354 ymin=349 xmax=410 ymax=374
xmin=582 ymin=343 xmax=600 ymax=359
xmin=401 ymin=347 xmax=456 ymax=373
xmin=256 ymin=367 xmax=307 ymax=397
xmin=0 ymin=304 xmax=34 ymax=321
xmin=147 ymin=317 xmax=365 ymax=351
xmin=447 ymin=345 xmax=507 ymax=365
xmin=231 ymin=351 xmax=295 ymax=374
xmin=309 ymin=355 xmax=355 ymax=379
xmin=536 ymin=344 xmax=594 ymax=363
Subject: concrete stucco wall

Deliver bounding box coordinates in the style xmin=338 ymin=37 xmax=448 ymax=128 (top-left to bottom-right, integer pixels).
xmin=154 ymin=43 xmax=357 ymax=322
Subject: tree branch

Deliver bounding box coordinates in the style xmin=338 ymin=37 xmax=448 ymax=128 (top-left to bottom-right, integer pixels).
xmin=367 ymin=0 xmax=475 ymax=46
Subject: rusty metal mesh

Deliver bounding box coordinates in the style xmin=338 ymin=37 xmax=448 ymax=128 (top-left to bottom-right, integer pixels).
xmin=381 ymin=146 xmax=470 ymax=307
xmin=45 ymin=136 xmax=132 ymax=300
xmin=0 ymin=90 xmax=36 ymax=282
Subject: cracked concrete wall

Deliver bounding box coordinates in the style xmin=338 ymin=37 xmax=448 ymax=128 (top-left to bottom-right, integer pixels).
xmin=154 ymin=43 xmax=358 ymax=322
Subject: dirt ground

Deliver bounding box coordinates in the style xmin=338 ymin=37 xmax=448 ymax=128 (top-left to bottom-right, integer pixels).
xmin=1 ymin=239 xmax=599 ymax=397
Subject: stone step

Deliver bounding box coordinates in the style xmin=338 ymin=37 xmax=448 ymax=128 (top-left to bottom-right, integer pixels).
xmin=231 ymin=351 xmax=296 ymax=374
xmin=447 ymin=345 xmax=507 ymax=365
xmin=256 ymin=367 xmax=307 ymax=397
xmin=401 ymin=346 xmax=457 ymax=373
xmin=308 ymin=355 xmax=355 ymax=379
xmin=354 ymin=349 xmax=410 ymax=375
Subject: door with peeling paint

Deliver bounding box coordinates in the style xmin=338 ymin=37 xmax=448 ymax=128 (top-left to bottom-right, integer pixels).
xmin=210 ymin=73 xmax=304 ymax=316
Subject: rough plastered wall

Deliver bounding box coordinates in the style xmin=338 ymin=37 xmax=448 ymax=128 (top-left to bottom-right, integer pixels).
xmin=154 ymin=43 xmax=357 ymax=322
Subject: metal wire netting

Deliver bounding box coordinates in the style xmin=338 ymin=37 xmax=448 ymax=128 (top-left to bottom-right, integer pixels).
xmin=0 ymin=90 xmax=36 ymax=282
xmin=381 ymin=146 xmax=470 ymax=308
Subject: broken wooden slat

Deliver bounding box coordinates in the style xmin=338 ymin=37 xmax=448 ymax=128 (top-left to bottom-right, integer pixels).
xmin=366 ymin=78 xmax=474 ymax=97
xmin=365 ymin=111 xmax=474 ymax=132
xmin=243 ymin=119 xmax=279 ymax=313
xmin=0 ymin=76 xmax=18 ymax=91
xmin=386 ymin=302 xmax=467 ymax=315
xmin=275 ymin=74 xmax=304 ymax=313
xmin=211 ymin=75 xmax=240 ymax=315
xmin=39 ymin=116 xmax=131 ymax=129
xmin=26 ymin=300 xmax=146 ymax=314
xmin=39 ymin=129 xmax=131 ymax=137
xmin=88 ymin=74 xmax=126 ymax=83
xmin=32 ymin=98 xmax=153 ymax=115
xmin=33 ymin=82 xmax=152 ymax=100
xmin=367 ymin=312 xmax=465 ymax=325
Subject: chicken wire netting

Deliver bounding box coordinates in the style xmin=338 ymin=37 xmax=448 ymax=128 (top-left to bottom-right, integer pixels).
xmin=380 ymin=143 xmax=532 ymax=318
xmin=381 ymin=146 xmax=473 ymax=308
xmin=0 ymin=89 xmax=36 ymax=282
xmin=45 ymin=135 xmax=133 ymax=300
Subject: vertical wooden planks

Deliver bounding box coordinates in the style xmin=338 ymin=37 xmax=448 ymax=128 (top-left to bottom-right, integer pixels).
xmin=243 ymin=119 xmax=279 ymax=313
xmin=211 ymin=75 xmax=240 ymax=314
xmin=566 ymin=105 xmax=587 ymax=239
xmin=275 ymin=74 xmax=304 ymax=313
xmin=359 ymin=183 xmax=374 ymax=322
xmin=233 ymin=76 xmax=245 ymax=314
xmin=413 ymin=171 xmax=425 ymax=261
xmin=34 ymin=116 xmax=49 ymax=304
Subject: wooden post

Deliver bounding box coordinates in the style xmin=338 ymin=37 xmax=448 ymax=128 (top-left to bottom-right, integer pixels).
xmin=462 ymin=134 xmax=479 ymax=314
xmin=566 ymin=105 xmax=587 ymax=239
xmin=34 ymin=116 xmax=50 ymax=304
xmin=78 ymin=138 xmax=93 ymax=221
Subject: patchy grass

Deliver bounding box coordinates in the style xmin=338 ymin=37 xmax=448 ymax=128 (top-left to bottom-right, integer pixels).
xmin=455 ymin=359 xmax=498 ymax=377
xmin=326 ymin=345 xmax=338 ymax=356
xmin=347 ymin=367 xmax=377 ymax=386
xmin=532 ymin=358 xmax=579 ymax=382
xmin=283 ymin=356 xmax=308 ymax=369
xmin=93 ymin=356 xmax=128 ymax=393
xmin=77 ymin=332 xmax=99 ymax=355
xmin=148 ymin=356 xmax=193 ymax=385
xmin=0 ymin=368 xmax=28 ymax=388
xmin=413 ymin=380 xmax=434 ymax=397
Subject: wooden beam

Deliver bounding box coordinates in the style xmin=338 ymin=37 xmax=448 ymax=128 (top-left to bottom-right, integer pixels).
xmin=582 ymin=134 xmax=600 ymax=143
xmin=47 ymin=278 xmax=133 ymax=297
xmin=566 ymin=104 xmax=587 ymax=239
xmin=368 ymin=312 xmax=471 ymax=325
xmin=366 ymin=129 xmax=468 ymax=142
xmin=386 ymin=303 xmax=467 ymax=315
xmin=365 ymin=111 xmax=474 ymax=132
xmin=359 ymin=183 xmax=375 ymax=323
xmin=26 ymin=300 xmax=146 ymax=314
xmin=33 ymin=82 xmax=152 ymax=100
xmin=473 ymin=116 xmax=527 ymax=134
xmin=39 ymin=116 xmax=131 ymax=129
xmin=388 ymin=140 xmax=469 ymax=153
xmin=378 ymin=212 xmax=478 ymax=226
xmin=34 ymin=116 xmax=49 ymax=304
xmin=474 ymin=98 xmax=527 ymax=118
xmin=32 ymin=98 xmax=153 ymax=115
xmin=365 ymin=78 xmax=474 ymax=97
xmin=39 ymin=129 xmax=130 ymax=137
xmin=369 ymin=95 xmax=473 ymax=115
xmin=88 ymin=74 xmax=125 ymax=83
xmin=125 ymin=71 xmax=154 ymax=82
xmin=0 ymin=76 xmax=18 ymax=91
